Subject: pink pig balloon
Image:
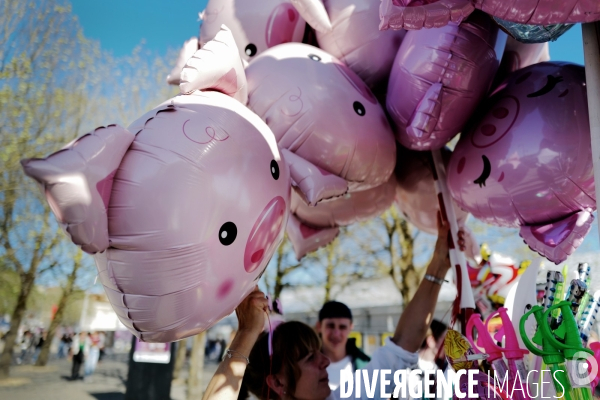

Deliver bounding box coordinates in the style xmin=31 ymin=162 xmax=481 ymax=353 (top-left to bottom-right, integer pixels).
xmin=21 ymin=27 xmax=291 ymax=342
xmin=245 ymin=43 xmax=397 ymax=202
xmin=394 ymin=147 xmax=480 ymax=261
xmin=447 ymin=62 xmax=594 ymax=264
xmin=386 ymin=11 xmax=506 ymax=150
xmin=166 ymin=36 xmax=199 ymax=85
xmin=315 ymin=0 xmax=406 ymax=89
xmin=495 ymin=37 xmax=550 ymax=86
xmin=379 ymin=0 xmax=600 ymax=31
xmin=394 ymin=146 xmax=469 ymax=234
xmin=199 ymin=0 xmax=331 ymax=64
xmin=287 ymin=176 xmax=397 ymax=258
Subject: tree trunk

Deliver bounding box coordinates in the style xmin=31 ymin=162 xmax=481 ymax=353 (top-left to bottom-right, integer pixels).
xmin=172 ymin=338 xmax=188 ymax=381
xmin=186 ymin=331 xmax=207 ymax=399
xmin=323 ymin=241 xmax=336 ymax=303
xmin=0 ymin=271 xmax=36 ymax=378
xmin=398 ymin=219 xmax=418 ymax=305
xmin=36 ymin=255 xmax=82 ymax=367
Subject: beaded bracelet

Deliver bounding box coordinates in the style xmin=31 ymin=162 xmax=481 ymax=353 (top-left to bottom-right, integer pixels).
xmin=222 ymin=349 xmax=250 ymax=364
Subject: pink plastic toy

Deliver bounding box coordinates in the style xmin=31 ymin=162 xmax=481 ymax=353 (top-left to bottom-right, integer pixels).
xmin=21 ymin=27 xmax=291 ymax=343
xmin=245 ymin=43 xmax=397 ymax=200
xmin=447 ymin=62 xmax=595 ymax=264
xmin=379 ymin=0 xmax=600 ymax=31
xmin=466 ymin=308 xmax=529 ymax=400
xmin=315 ymin=0 xmax=406 ymax=89
xmin=287 ymin=175 xmax=398 ymax=258
xmin=199 ymin=0 xmax=331 ymax=64
xmin=386 ymin=11 xmax=505 ymax=150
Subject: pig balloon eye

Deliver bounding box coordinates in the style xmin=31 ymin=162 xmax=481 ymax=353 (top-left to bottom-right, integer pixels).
xmin=219 ymin=222 xmax=237 ymax=246
xmin=308 ymin=54 xmax=321 ymax=62
xmin=270 ymin=160 xmax=280 ymax=180
xmin=245 ymin=44 xmax=257 ymax=57
xmin=353 ymin=101 xmax=365 ymax=116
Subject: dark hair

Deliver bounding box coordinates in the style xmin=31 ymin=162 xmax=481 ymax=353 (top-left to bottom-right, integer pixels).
xmin=420 ymin=319 xmax=447 ymax=350
xmin=241 ymin=321 xmax=321 ymax=400
xmin=318 ymin=301 xmax=352 ymax=321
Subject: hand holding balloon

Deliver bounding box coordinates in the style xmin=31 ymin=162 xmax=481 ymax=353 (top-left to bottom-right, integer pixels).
xmin=235 ymin=287 xmax=269 ymax=338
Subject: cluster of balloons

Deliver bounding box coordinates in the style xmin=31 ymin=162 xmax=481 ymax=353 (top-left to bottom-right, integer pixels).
xmin=21 ymin=0 xmax=599 ymax=342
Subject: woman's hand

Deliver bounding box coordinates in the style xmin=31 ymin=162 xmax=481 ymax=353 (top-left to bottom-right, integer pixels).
xmin=235 ymin=286 xmax=268 ymax=338
xmin=431 ymin=211 xmax=467 ymax=276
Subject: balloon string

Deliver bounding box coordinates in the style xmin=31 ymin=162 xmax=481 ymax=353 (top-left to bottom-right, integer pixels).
xmin=266 ymin=310 xmax=273 ymax=400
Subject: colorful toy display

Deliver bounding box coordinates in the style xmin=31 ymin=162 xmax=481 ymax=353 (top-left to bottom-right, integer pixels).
xmin=447 ymin=62 xmax=595 ymax=264
xmin=386 ymin=11 xmax=506 ymax=150
xmin=21 ymin=27 xmax=292 ymax=342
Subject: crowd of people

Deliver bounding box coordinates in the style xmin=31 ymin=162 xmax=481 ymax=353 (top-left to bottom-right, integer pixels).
xmin=0 ymin=327 xmax=107 ymax=382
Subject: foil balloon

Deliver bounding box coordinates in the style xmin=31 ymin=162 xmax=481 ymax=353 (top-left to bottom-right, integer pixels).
xmin=21 ymin=27 xmax=291 ymax=343
xmin=166 ymin=36 xmax=199 ymax=85
xmin=199 ymin=0 xmax=331 ymax=64
xmin=394 ymin=146 xmax=479 ymax=260
xmin=287 ymin=176 xmax=398 ymax=258
xmin=494 ymin=36 xmax=549 ymax=85
xmin=493 ymin=18 xmax=574 ymax=43
xmin=245 ymin=42 xmax=397 ymax=200
xmin=386 ymin=11 xmax=506 ymax=150
xmin=379 ymin=0 xmax=600 ymax=31
xmin=394 ymin=147 xmax=469 ymax=233
xmin=315 ymin=0 xmax=406 ymax=89
xmin=447 ymin=62 xmax=594 ymax=264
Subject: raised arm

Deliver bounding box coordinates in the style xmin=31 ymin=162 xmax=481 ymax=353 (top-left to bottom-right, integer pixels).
xmin=201 ymin=288 xmax=267 ymax=400
xmin=393 ymin=212 xmax=463 ymax=352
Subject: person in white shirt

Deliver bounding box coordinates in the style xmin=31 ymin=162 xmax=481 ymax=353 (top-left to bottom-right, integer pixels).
xmin=200 ymin=214 xmax=464 ymax=400
xmin=316 ymin=301 xmax=370 ymax=391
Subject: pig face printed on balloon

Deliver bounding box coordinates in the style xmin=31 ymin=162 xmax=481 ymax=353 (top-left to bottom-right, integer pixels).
xmin=315 ymin=0 xmax=406 ymax=89
xmin=21 ymin=27 xmax=291 ymax=342
xmin=200 ymin=0 xmax=331 ymax=64
xmin=386 ymin=10 xmax=505 ymax=151
xmin=448 ymin=62 xmax=594 ymax=264
xmin=245 ymin=43 xmax=396 ymax=203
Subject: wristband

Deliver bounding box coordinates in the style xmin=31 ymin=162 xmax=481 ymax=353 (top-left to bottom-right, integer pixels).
xmin=424 ymin=274 xmax=447 ymax=285
xmin=222 ymin=349 xmax=250 ymax=364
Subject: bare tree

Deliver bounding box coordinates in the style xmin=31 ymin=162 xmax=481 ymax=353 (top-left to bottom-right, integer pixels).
xmin=351 ymin=206 xmax=433 ymax=305
xmin=262 ymin=238 xmax=303 ymax=300
xmin=35 ymin=250 xmax=92 ymax=366
xmin=0 ymin=0 xmax=107 ymax=378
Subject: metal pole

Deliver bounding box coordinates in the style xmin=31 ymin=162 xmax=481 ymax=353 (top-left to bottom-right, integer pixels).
xmin=582 ymin=23 xmax=600 ymax=243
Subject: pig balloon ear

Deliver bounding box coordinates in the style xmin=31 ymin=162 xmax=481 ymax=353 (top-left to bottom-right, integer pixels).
xmin=166 ymin=36 xmax=200 ymax=86
xmin=291 ymin=0 xmax=332 ymax=33
xmin=180 ymin=25 xmax=248 ymax=104
xmin=21 ymin=125 xmax=135 ymax=254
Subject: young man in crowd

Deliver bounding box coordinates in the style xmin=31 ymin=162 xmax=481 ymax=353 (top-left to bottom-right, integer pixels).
xmin=316 ymin=301 xmax=370 ymax=391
